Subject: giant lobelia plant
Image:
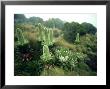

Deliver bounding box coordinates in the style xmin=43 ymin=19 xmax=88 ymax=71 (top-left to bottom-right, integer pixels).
xmin=37 ymin=23 xmax=54 ymax=74
xmin=37 ymin=23 xmax=54 ymax=46
xmin=15 ymin=28 xmax=28 ymax=46
xmin=75 ymin=33 xmax=80 ymax=43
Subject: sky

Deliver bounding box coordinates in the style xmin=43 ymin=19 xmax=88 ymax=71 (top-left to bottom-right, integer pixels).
xmin=25 ymin=13 xmax=97 ymax=27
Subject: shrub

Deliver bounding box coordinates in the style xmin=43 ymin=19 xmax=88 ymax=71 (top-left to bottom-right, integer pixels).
xmin=54 ymin=47 xmax=87 ymax=71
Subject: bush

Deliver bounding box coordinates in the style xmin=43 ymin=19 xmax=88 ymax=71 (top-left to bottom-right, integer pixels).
xmin=54 ymin=47 xmax=87 ymax=71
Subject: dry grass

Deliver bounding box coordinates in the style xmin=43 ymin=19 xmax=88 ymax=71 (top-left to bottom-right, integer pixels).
xmin=55 ymin=36 xmax=75 ymax=50
xmin=23 ymin=31 xmax=38 ymax=42
xmin=20 ymin=25 xmax=75 ymax=51
xmin=19 ymin=24 xmax=35 ymax=31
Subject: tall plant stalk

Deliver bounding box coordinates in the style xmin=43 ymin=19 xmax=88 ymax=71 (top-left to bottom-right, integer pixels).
xmin=75 ymin=33 xmax=80 ymax=43
xmin=16 ymin=28 xmax=28 ymax=45
xmin=37 ymin=23 xmax=54 ymax=75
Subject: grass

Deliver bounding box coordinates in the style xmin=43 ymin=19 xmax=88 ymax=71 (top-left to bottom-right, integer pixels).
xmin=41 ymin=66 xmax=65 ymax=76
xmin=23 ymin=31 xmax=38 ymax=42
xmin=40 ymin=65 xmax=95 ymax=76
xmin=55 ymin=36 xmax=75 ymax=50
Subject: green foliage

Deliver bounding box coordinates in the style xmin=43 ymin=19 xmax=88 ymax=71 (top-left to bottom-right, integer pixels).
xmin=37 ymin=23 xmax=54 ymax=46
xmin=54 ymin=47 xmax=87 ymax=71
xmin=14 ymin=14 xmax=27 ymax=23
xmin=40 ymin=45 xmax=53 ymax=63
xmin=81 ymin=22 xmax=97 ymax=35
xmin=74 ymin=34 xmax=97 ymax=71
xmin=14 ymin=14 xmax=97 ymax=76
xmin=37 ymin=24 xmax=55 ymax=75
xmin=75 ymin=33 xmax=80 ymax=43
xmin=55 ymin=47 xmax=72 ymax=62
xmin=63 ymin=22 xmax=97 ymax=43
xmin=44 ymin=18 xmax=64 ymax=29
xmin=63 ymin=22 xmax=77 ymax=42
xmin=14 ymin=14 xmax=26 ymax=20
xmin=28 ymin=17 xmax=43 ymax=25
xmin=15 ymin=28 xmax=28 ymax=45
xmin=41 ymin=66 xmax=65 ymax=76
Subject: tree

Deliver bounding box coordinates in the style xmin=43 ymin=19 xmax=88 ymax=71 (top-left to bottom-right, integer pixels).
xmin=14 ymin=14 xmax=26 ymax=23
xmin=81 ymin=22 xmax=97 ymax=35
xmin=79 ymin=34 xmax=97 ymax=71
xmin=44 ymin=18 xmax=64 ymax=29
xmin=63 ymin=21 xmax=97 ymax=43
xmin=63 ymin=22 xmax=80 ymax=43
xmin=28 ymin=17 xmax=43 ymax=25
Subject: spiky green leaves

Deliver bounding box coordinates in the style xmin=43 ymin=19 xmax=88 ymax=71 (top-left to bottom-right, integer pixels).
xmin=40 ymin=45 xmax=52 ymax=63
xmin=55 ymin=47 xmax=87 ymax=68
xmin=75 ymin=33 xmax=80 ymax=43
xmin=37 ymin=23 xmax=54 ymax=65
xmin=16 ymin=28 xmax=28 ymax=45
xmin=37 ymin=23 xmax=54 ymax=46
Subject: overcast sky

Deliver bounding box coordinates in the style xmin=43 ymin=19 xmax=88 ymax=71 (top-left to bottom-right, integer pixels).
xmin=25 ymin=13 xmax=97 ymax=27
